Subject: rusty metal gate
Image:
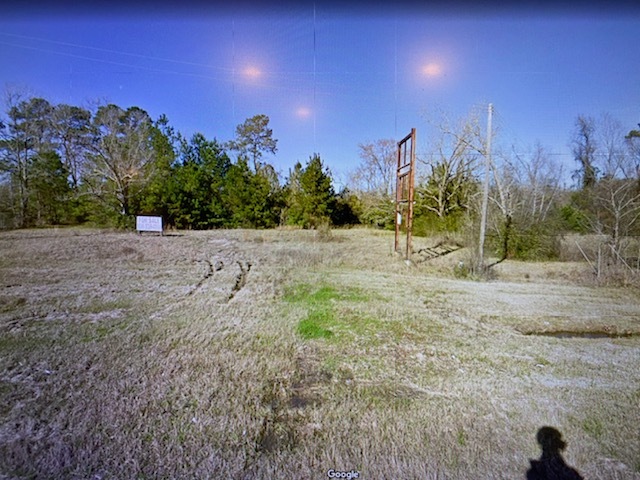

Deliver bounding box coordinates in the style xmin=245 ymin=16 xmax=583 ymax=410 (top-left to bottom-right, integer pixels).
xmin=394 ymin=128 xmax=416 ymax=259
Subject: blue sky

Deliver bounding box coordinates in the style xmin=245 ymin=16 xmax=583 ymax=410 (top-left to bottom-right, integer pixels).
xmin=1 ymin=1 xmax=639 ymax=187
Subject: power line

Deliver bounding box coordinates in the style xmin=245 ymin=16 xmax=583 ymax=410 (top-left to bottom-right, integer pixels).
xmin=0 ymin=40 xmax=228 ymax=81
xmin=0 ymin=31 xmax=233 ymax=72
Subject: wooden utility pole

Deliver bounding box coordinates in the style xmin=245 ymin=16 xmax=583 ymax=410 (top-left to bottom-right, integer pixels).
xmin=478 ymin=103 xmax=493 ymax=268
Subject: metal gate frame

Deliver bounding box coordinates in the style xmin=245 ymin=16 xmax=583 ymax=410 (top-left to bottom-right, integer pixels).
xmin=394 ymin=128 xmax=416 ymax=259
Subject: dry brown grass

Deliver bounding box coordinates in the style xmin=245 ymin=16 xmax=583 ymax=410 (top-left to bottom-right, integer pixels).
xmin=1 ymin=227 xmax=639 ymax=479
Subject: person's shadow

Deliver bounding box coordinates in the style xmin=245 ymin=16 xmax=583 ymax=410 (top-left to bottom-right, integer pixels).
xmin=526 ymin=427 xmax=584 ymax=480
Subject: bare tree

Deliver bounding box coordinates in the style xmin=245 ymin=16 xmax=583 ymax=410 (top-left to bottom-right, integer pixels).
xmin=513 ymin=142 xmax=563 ymax=225
xmin=484 ymin=143 xmax=564 ymax=262
xmin=486 ymin=149 xmax=519 ymax=262
xmin=351 ymin=139 xmax=397 ymax=196
xmin=87 ymin=104 xmax=156 ymax=217
xmin=591 ymin=178 xmax=640 ymax=260
xmin=597 ymin=112 xmax=631 ymax=179
xmin=51 ymin=104 xmax=93 ymax=189
xmin=592 ymin=115 xmax=640 ymax=255
xmin=568 ymin=114 xmax=640 ymax=264
xmin=419 ymin=117 xmax=482 ymax=218
xmin=348 ymin=139 xmax=397 ymax=227
xmin=571 ymin=115 xmax=598 ymax=189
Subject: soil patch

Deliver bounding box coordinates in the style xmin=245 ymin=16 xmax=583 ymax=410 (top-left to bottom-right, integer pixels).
xmin=519 ymin=328 xmax=639 ymax=339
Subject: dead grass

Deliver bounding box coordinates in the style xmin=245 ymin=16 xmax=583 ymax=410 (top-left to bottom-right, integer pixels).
xmin=0 ymin=227 xmax=639 ymax=479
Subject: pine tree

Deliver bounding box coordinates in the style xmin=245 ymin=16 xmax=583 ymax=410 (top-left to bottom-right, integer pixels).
xmin=286 ymin=154 xmax=335 ymax=228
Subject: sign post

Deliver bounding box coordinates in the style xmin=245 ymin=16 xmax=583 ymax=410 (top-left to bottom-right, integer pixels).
xmin=395 ymin=128 xmax=416 ymax=260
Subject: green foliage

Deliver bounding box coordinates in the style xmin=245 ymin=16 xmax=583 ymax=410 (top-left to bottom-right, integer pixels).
xmin=118 ymin=123 xmax=284 ymax=230
xmin=87 ymin=104 xmax=157 ymax=218
xmin=331 ymin=188 xmax=360 ymax=226
xmin=418 ymin=162 xmax=477 ymax=219
xmin=52 ymin=103 xmax=93 ymax=189
xmin=227 ymin=114 xmax=277 ymax=172
xmin=284 ymin=283 xmax=339 ymax=304
xmin=223 ymin=158 xmax=280 ymax=228
xmin=571 ymin=115 xmax=599 ymax=189
xmin=0 ymin=96 xmax=56 ymax=227
xmin=286 ymin=155 xmax=335 ymax=228
xmin=0 ymin=183 xmax=13 ymax=229
xmin=76 ymin=194 xmax=122 ymax=227
xmin=501 ymin=225 xmax=562 ymax=261
xmin=453 ymin=261 xmax=471 ymax=278
xmin=173 ymin=134 xmax=231 ymax=228
xmin=559 ymin=203 xmax=590 ymax=234
xmin=9 ymin=95 xmax=637 ymax=244
xmin=356 ymin=193 xmax=394 ymax=229
xmin=0 ymin=99 xmax=294 ymax=230
xmin=406 ymin=153 xmax=478 ymax=237
xmin=166 ymin=161 xmax=215 ymax=228
xmin=413 ymin=210 xmax=466 ymax=237
xmin=140 ymin=120 xmax=284 ymax=230
xmin=456 ymin=428 xmax=467 ymax=447
xmin=28 ymin=151 xmax=72 ymax=225
xmin=136 ymin=126 xmax=175 ymax=221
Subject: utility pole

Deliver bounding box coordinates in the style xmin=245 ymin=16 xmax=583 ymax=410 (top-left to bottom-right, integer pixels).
xmin=478 ymin=103 xmax=493 ymax=269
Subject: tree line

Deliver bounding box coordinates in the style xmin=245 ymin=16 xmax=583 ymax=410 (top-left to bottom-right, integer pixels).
xmin=0 ymin=93 xmax=355 ymax=230
xmin=2 ymin=93 xmax=639 ymax=265
xmin=350 ymin=109 xmax=640 ymax=263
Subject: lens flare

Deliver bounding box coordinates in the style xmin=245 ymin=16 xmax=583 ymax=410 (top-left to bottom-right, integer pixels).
xmin=243 ymin=66 xmax=262 ymax=78
xmin=422 ymin=63 xmax=442 ymax=77
xmin=296 ymin=106 xmax=311 ymax=118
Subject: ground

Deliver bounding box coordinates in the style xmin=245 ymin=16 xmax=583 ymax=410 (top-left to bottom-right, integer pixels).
xmin=0 ymin=227 xmax=639 ymax=479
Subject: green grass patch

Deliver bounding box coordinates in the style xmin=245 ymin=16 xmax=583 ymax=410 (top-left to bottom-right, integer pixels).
xmin=286 ymin=283 xmax=375 ymax=341
xmin=297 ymin=317 xmax=335 ymax=339
xmin=284 ymin=282 xmax=394 ymax=341
xmin=334 ymin=311 xmax=384 ymax=337
xmin=297 ymin=307 xmax=336 ymax=339
xmin=286 ymin=281 xmax=438 ymax=345
xmin=457 ymin=428 xmax=467 ymax=447
xmin=75 ymin=298 xmax=132 ymax=314
xmin=582 ymin=417 xmax=604 ymax=439
xmin=284 ymin=283 xmax=373 ymax=305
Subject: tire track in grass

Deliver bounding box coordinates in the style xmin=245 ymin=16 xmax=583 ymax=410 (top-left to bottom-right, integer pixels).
xmin=187 ymin=259 xmax=223 ymax=296
xmin=188 ymin=251 xmax=252 ymax=302
xmin=228 ymin=261 xmax=252 ymax=302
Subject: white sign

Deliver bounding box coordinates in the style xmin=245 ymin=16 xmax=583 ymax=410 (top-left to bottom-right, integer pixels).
xmin=136 ymin=215 xmax=163 ymax=233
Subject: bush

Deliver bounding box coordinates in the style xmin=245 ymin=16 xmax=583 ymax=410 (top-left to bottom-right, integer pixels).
xmin=314 ymin=221 xmax=334 ymax=242
xmin=453 ymin=260 xmax=470 ymax=278
xmin=413 ymin=210 xmax=466 ymax=237
xmin=559 ymin=204 xmax=590 ymax=234
xmin=484 ymin=223 xmax=562 ymax=261
xmin=508 ymin=227 xmax=562 ymax=261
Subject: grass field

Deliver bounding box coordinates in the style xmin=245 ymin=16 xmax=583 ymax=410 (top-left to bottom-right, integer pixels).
xmin=1 ymin=227 xmax=639 ymax=479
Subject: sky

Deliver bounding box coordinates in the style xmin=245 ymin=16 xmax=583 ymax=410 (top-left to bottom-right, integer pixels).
xmin=1 ymin=0 xmax=639 ymax=187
